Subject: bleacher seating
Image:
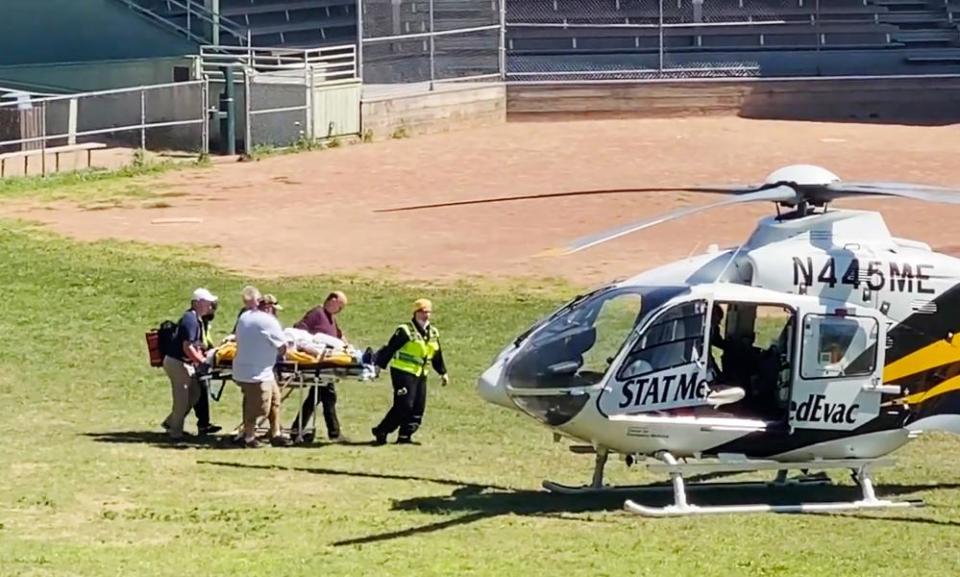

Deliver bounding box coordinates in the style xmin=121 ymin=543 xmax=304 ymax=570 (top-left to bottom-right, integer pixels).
xmin=139 ymin=0 xmax=357 ymax=47
xmin=506 ymin=0 xmax=960 ymax=55
xmin=222 ymin=0 xmax=356 ymax=46
xmin=128 ymin=0 xmax=960 ymax=76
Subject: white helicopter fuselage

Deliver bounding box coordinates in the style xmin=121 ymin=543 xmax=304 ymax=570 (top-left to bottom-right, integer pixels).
xmin=479 ymin=208 xmax=960 ymax=462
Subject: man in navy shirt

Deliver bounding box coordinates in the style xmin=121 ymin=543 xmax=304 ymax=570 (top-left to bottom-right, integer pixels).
xmin=161 ymin=287 xmax=218 ymax=440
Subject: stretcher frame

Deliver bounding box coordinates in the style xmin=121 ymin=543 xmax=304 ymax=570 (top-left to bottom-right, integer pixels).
xmin=203 ymin=360 xmax=372 ymax=443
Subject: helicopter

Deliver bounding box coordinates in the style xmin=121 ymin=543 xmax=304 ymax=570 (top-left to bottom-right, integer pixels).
xmin=381 ymin=164 xmax=960 ymax=517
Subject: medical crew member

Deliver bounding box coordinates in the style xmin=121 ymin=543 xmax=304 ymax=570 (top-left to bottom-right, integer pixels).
xmin=371 ymin=298 xmax=449 ymax=445
xmin=162 ymin=288 xmax=217 ymax=440
xmin=191 ymin=301 xmax=222 ymax=435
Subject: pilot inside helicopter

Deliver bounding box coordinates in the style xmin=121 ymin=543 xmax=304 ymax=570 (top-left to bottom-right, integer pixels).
xmin=708 ymin=302 xmax=793 ymax=421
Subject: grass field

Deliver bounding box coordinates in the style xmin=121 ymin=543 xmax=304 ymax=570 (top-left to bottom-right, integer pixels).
xmin=3 ymin=215 xmax=960 ymax=577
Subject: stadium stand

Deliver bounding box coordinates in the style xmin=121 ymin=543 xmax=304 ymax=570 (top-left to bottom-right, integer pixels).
xmin=506 ymin=0 xmax=960 ymax=57
xmin=135 ymin=0 xmax=358 ymax=47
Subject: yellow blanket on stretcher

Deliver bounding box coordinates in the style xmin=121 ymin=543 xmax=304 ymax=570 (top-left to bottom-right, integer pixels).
xmin=213 ymin=342 xmax=356 ymax=367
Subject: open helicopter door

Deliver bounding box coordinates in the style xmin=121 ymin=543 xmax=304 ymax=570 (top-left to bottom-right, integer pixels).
xmin=789 ymin=303 xmax=887 ymax=432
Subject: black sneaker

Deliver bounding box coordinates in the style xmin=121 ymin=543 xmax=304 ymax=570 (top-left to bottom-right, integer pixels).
xmin=396 ymin=436 xmax=415 ymax=445
xmin=371 ymin=427 xmax=387 ymax=446
xmin=290 ymin=430 xmax=314 ymax=443
xmin=198 ymin=424 xmax=222 ymax=435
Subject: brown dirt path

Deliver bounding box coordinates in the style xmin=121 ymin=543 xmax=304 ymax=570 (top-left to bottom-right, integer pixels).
xmin=4 ymin=116 xmax=960 ymax=287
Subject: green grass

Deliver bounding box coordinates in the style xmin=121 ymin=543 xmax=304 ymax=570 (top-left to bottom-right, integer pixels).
xmin=0 ymin=158 xmax=208 ymax=204
xmin=2 ymin=220 xmax=960 ymax=576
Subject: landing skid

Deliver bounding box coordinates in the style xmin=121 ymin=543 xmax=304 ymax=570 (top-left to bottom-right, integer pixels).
xmin=542 ymin=474 xmax=830 ymax=496
xmin=543 ymin=450 xmax=922 ymax=517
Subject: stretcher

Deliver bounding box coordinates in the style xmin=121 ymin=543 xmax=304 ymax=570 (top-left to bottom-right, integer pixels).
xmin=201 ymin=338 xmax=378 ymax=443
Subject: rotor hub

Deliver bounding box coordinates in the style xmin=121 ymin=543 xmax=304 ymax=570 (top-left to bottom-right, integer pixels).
xmin=764 ymin=164 xmax=840 ymax=187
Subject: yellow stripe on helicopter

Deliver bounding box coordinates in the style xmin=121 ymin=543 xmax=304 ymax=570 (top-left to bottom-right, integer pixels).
xmin=898 ymin=374 xmax=960 ymax=405
xmin=883 ymin=333 xmax=960 ymax=384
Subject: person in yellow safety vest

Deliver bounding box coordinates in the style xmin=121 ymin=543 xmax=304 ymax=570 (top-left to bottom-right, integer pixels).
xmin=371 ymin=298 xmax=449 ymax=445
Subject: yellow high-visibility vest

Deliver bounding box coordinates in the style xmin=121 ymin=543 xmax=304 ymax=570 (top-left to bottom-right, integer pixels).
xmin=389 ymin=322 xmax=440 ymax=377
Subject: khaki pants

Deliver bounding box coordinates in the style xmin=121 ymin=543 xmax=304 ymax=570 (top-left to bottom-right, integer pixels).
xmin=238 ymin=380 xmax=281 ymax=440
xmin=163 ymin=355 xmax=201 ymax=438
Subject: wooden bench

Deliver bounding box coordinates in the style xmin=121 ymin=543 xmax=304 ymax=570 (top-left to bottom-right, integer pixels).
xmin=0 ymin=142 xmax=107 ymax=178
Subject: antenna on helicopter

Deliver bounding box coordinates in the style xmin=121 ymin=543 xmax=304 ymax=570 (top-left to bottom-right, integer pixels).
xmin=377 ymin=165 xmax=960 ymax=255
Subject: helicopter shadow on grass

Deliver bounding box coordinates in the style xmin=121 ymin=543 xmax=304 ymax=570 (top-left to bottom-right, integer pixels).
xmin=195 ymin=460 xmax=960 ymax=546
xmin=336 ymin=477 xmax=960 ymax=546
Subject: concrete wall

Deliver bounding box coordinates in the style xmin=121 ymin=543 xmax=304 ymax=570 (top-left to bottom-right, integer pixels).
xmin=361 ymin=82 xmax=506 ymax=140
xmin=506 ymin=76 xmax=960 ymax=125
xmin=0 ymin=57 xmax=195 ymax=93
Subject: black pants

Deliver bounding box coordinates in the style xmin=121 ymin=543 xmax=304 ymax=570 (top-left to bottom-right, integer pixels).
xmin=291 ymin=383 xmax=340 ymax=438
xmin=192 ymin=381 xmax=211 ymax=428
xmin=375 ymin=368 xmax=427 ymax=439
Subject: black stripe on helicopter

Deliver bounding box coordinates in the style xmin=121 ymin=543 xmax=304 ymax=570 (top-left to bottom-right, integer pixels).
xmin=884 ymin=283 xmax=960 ymax=365
xmin=792 ymin=256 xmax=935 ymax=295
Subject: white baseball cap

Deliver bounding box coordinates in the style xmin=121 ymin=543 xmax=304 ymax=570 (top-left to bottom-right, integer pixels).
xmin=192 ymin=287 xmax=218 ymax=303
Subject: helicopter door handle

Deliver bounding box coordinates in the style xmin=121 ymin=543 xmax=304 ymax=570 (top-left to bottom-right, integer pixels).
xmin=862 ymin=383 xmax=901 ymax=395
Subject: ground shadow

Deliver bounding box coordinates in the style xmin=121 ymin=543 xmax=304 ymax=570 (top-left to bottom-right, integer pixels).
xmin=84 ymin=431 xmax=378 ymax=450
xmin=197 ymin=459 xmax=515 ymax=491
xmin=84 ymin=430 xmax=229 ymax=450
xmin=336 ymin=481 xmax=960 ymax=546
xmin=200 ymin=460 xmax=960 ymax=546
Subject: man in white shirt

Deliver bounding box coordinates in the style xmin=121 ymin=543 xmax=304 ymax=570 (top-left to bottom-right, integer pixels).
xmin=233 ymin=294 xmax=292 ymax=448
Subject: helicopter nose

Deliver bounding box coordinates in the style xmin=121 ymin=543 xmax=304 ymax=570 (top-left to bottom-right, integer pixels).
xmin=477 ymin=359 xmax=514 ymax=409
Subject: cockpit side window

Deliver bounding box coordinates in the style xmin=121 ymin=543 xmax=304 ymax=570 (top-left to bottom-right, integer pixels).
xmin=503 ymin=287 xmax=645 ymax=390
xmin=617 ymin=300 xmax=707 ymax=381
xmin=580 ymin=292 xmax=644 ymax=378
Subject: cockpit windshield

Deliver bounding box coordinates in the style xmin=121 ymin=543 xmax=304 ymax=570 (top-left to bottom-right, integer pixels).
xmin=503 ymin=285 xmax=687 ymax=390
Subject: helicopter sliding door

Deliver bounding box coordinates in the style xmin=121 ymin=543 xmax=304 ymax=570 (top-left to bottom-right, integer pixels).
xmin=790 ymin=305 xmax=887 ymax=431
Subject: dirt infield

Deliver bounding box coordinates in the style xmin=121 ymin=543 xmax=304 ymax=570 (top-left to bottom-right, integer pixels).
xmin=5 ymin=116 xmax=960 ymax=286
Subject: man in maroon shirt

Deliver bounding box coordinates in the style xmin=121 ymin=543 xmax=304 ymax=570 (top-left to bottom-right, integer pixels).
xmin=290 ymin=291 xmax=348 ymax=442
xmin=293 ymin=291 xmax=347 ymax=339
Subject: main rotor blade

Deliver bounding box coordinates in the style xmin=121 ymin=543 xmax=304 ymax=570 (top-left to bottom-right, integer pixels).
xmin=556 ymin=185 xmax=798 ymax=255
xmin=374 ymin=185 xmax=763 ymax=213
xmin=824 ymin=181 xmax=960 ymax=204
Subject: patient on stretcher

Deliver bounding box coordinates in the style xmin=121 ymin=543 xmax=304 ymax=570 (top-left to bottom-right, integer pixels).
xmin=206 ymin=327 xmax=377 ymax=379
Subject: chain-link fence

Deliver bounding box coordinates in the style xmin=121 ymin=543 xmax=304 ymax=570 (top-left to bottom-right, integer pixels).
xmin=505 ymin=0 xmax=899 ymax=80
xmin=246 ymin=72 xmax=311 ymax=150
xmin=360 ymin=0 xmax=503 ymax=85
xmin=0 ymin=81 xmax=207 ymax=177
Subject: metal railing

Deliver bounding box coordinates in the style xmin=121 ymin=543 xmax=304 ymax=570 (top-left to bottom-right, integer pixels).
xmin=115 ymin=0 xmax=251 ymax=47
xmin=360 ymin=0 xmax=504 ymax=87
xmin=0 ymin=80 xmax=209 ymax=169
xmin=502 ymin=0 xmax=901 ymax=79
xmin=200 ymin=44 xmax=359 ymax=84
xmin=198 ymin=44 xmax=361 ymax=151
